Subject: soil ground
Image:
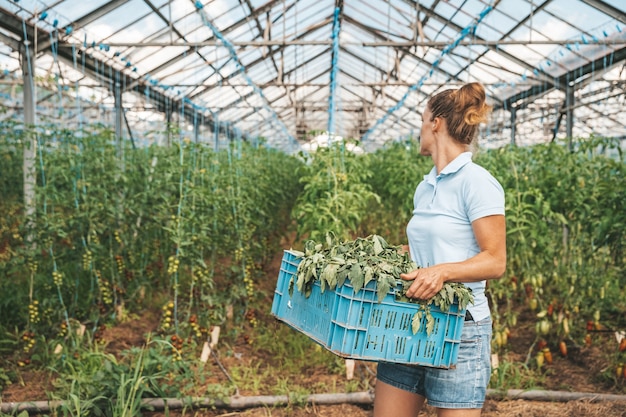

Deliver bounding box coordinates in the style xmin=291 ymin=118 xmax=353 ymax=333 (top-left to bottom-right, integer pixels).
xmin=2 ymin=245 xmax=625 ymax=417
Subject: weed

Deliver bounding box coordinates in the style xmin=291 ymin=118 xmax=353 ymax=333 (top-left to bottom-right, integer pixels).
xmin=489 ymin=357 xmax=546 ymax=392
xmin=205 ymin=382 xmax=237 ymax=403
xmin=229 ymin=360 xmax=270 ymax=394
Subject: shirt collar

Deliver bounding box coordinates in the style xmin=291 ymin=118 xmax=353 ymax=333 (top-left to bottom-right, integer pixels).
xmin=424 ymin=152 xmax=473 ymax=184
xmin=440 ymin=151 xmax=473 ymax=176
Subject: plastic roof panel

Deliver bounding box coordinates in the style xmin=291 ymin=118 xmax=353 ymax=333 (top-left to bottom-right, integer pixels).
xmin=0 ymin=0 xmax=624 ymax=149
xmin=40 ymin=0 xmax=112 ymax=25
xmin=95 ymin=2 xmax=163 ymax=40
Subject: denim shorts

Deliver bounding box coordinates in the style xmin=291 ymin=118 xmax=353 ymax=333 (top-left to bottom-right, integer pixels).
xmin=376 ymin=317 xmax=492 ymax=409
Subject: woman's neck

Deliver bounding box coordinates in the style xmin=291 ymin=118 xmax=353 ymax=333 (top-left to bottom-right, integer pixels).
xmin=432 ymin=141 xmax=468 ymax=174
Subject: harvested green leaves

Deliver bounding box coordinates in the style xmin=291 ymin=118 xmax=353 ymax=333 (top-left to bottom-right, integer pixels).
xmin=290 ymin=233 xmax=474 ymax=335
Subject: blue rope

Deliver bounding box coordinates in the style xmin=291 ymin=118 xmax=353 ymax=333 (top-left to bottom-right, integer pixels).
xmin=193 ymin=0 xmax=296 ymax=147
xmin=362 ymin=5 xmax=495 ymax=142
xmin=327 ymin=7 xmax=340 ymax=136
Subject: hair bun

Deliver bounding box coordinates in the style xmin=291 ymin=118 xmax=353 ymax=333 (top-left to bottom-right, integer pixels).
xmin=426 ymin=82 xmax=492 ymax=145
xmin=455 ymin=83 xmax=491 ymax=125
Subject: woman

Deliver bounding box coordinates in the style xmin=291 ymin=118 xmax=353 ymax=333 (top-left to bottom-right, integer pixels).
xmin=373 ymin=82 xmax=506 ymax=417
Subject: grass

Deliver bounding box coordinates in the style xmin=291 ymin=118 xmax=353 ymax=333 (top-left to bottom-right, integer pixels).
xmin=489 ymin=357 xmax=547 ymax=392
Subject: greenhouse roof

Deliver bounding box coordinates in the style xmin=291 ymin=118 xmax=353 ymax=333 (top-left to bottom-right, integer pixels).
xmin=0 ymin=0 xmax=624 ymax=151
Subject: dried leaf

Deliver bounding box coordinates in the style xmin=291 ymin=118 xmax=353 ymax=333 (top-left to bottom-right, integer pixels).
xmin=363 ymin=266 xmax=374 ymax=286
xmin=377 ymin=277 xmax=390 ymax=303
xmin=426 ymin=312 xmax=435 ymax=336
xmin=349 ymin=263 xmax=364 ymax=293
xmin=321 ymin=263 xmax=338 ymax=289
xmin=336 ymin=265 xmax=349 ymax=288
xmin=411 ymin=311 xmax=423 ymax=334
xmin=373 ymin=235 xmax=384 ymax=255
xmin=293 ymin=234 xmax=472 ymax=313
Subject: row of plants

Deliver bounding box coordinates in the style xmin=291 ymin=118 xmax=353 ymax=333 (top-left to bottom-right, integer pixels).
xmin=290 ymin=136 xmax=624 ymax=388
xmin=480 ymin=138 xmax=625 ymax=384
xmin=0 ymin=123 xmax=303 ymax=388
xmin=0 ymin=130 xmax=624 ymax=412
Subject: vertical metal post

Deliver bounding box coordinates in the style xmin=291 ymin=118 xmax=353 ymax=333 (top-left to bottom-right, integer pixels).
xmin=510 ymin=106 xmax=517 ymax=146
xmin=114 ymin=80 xmax=125 ymax=167
xmin=22 ymin=40 xmax=37 ymax=233
xmin=114 ymin=80 xmax=123 ymax=142
xmin=214 ymin=116 xmax=219 ymax=152
xmin=566 ymin=84 xmax=575 ymax=150
xmin=166 ymin=103 xmax=172 ymax=147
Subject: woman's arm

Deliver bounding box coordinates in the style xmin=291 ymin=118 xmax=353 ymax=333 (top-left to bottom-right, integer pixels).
xmin=401 ymin=214 xmax=506 ymax=300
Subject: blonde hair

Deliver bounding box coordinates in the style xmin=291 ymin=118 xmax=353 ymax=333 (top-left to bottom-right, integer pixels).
xmin=427 ymin=82 xmax=492 ymax=145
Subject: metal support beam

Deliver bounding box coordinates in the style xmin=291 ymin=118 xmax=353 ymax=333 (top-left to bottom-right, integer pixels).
xmin=0 ymin=31 xmax=19 ymax=50
xmin=187 ymin=16 xmax=333 ymax=101
xmin=510 ymin=106 xmax=517 ymax=146
xmin=64 ymin=0 xmax=131 ymax=35
xmin=32 ymin=0 xmax=133 ymax=52
xmin=74 ymin=39 xmax=626 ymax=48
xmin=22 ymin=42 xmax=36 ymax=127
xmin=166 ymin=104 xmax=172 ymax=147
xmin=0 ymin=5 xmax=243 ymax=142
xmin=21 ymin=39 xmax=37 ymax=238
xmin=125 ymin=0 xmax=284 ymax=90
xmin=499 ymin=47 xmax=626 ymax=111
xmin=115 ymin=81 xmax=123 ymax=141
xmin=566 ymin=84 xmax=575 ymax=147
xmin=400 ymin=0 xmax=557 ymax=86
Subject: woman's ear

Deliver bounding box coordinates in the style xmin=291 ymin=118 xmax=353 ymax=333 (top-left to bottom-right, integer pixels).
xmin=431 ymin=116 xmax=440 ymax=132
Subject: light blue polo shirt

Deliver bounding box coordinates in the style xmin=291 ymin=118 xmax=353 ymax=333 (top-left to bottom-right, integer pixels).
xmin=406 ymin=152 xmax=505 ymax=321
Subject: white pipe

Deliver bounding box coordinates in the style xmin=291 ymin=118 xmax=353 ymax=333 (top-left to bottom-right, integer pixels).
xmin=3 ymin=390 xmax=626 ymax=414
xmin=0 ymin=392 xmax=374 ymax=414
xmin=489 ymin=389 xmax=626 ymax=402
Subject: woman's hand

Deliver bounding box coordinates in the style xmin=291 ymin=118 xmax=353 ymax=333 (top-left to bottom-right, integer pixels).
xmin=400 ymin=214 xmax=506 ymax=300
xmin=400 ymin=266 xmax=445 ymax=300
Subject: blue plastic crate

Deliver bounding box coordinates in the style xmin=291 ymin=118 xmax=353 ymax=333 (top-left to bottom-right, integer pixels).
xmin=271 ymin=250 xmax=336 ymax=345
xmin=271 ymin=250 xmax=466 ymax=369
xmin=327 ymin=281 xmax=465 ymax=368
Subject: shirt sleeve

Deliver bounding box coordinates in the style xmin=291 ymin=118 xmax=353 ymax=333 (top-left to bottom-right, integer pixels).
xmin=464 ymin=166 xmax=505 ymax=223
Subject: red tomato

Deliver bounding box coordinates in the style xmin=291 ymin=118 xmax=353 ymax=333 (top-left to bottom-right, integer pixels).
xmin=537 ymin=339 xmax=548 ymax=350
